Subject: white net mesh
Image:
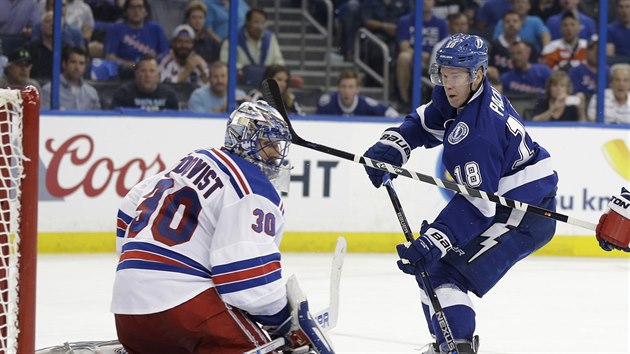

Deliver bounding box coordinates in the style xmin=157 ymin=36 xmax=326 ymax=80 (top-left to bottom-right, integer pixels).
xmin=0 ymin=89 xmax=26 ymax=354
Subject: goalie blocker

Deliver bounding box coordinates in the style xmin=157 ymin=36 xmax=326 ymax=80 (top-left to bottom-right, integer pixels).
xmin=596 ymin=187 xmax=630 ymax=252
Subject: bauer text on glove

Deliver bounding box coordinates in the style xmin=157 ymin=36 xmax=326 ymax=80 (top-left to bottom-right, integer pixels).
xmin=363 ymin=128 xmax=411 ymax=188
xmin=396 ymin=227 xmax=453 ymax=275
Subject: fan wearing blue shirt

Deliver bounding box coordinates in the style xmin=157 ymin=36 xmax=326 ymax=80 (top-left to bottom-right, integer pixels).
xmin=316 ymin=69 xmax=399 ymax=118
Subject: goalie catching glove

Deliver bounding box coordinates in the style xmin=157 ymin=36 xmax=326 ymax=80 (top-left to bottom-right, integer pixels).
xmin=264 ymin=275 xmax=335 ymax=354
xmin=596 ymin=187 xmax=630 ymax=252
xmin=363 ymin=128 xmax=411 ymax=188
xmin=397 ymin=221 xmax=454 ymax=275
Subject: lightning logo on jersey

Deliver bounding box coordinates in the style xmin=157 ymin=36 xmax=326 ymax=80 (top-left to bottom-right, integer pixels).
xmin=468 ymin=225 xmax=505 ymax=263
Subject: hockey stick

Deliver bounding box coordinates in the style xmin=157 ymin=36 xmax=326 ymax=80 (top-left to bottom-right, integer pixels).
xmin=260 ymin=78 xmax=596 ymax=232
xmin=244 ymin=236 xmax=346 ymax=354
xmin=382 ymin=174 xmax=458 ymax=354
xmin=313 ymin=235 xmax=346 ymax=330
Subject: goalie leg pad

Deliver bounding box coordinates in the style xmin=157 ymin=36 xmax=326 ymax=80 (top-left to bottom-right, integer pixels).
xmin=286 ymin=275 xmax=335 ymax=354
xmin=295 ymin=300 xmax=335 ymax=354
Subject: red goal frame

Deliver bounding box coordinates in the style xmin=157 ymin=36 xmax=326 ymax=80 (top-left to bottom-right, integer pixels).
xmin=0 ymin=86 xmax=39 ymax=354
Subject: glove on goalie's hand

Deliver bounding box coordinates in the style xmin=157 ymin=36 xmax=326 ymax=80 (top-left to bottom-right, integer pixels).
xmin=363 ymin=128 xmax=411 ymax=188
xmin=265 ymin=315 xmax=311 ymax=352
xmin=596 ymin=187 xmax=630 ymax=252
xmin=396 ymin=223 xmax=453 ymax=275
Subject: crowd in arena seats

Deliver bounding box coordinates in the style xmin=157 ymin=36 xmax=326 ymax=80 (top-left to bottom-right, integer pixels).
xmin=0 ymin=0 xmax=628 ymax=124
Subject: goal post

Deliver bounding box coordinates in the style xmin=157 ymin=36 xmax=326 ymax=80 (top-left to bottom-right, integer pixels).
xmin=0 ymin=86 xmax=39 ymax=354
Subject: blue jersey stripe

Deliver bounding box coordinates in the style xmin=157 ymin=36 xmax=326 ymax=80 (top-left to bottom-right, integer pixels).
xmin=215 ymin=268 xmax=282 ymax=294
xmin=196 ymin=149 xmax=246 ymax=199
xmin=117 ymin=210 xmax=133 ymax=224
xmin=117 ymin=210 xmax=133 ymax=238
xmin=212 ymin=253 xmax=281 ymax=275
xmin=117 ymin=259 xmax=212 ymax=279
xmin=122 ymin=242 xmax=211 ymax=276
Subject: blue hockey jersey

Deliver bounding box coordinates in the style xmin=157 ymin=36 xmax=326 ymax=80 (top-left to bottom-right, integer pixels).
xmin=398 ymin=79 xmax=558 ymax=248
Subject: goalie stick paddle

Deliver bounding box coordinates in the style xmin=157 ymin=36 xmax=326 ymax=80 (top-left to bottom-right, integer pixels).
xmin=260 ymin=78 xmax=596 ymax=232
xmin=313 ymin=236 xmax=346 ymax=330
xmin=382 ymin=174 xmax=459 ymax=354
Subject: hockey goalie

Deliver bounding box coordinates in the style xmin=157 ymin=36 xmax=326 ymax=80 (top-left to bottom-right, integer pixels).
xmin=38 ymin=101 xmax=331 ymax=354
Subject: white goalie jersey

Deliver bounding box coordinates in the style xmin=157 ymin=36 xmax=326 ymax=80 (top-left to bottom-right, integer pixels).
xmin=111 ymin=147 xmax=288 ymax=319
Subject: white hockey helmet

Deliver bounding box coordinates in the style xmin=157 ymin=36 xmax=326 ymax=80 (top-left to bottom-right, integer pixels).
xmin=224 ymin=101 xmax=292 ymax=190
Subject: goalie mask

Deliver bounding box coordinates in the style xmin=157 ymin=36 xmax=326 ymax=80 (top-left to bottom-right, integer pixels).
xmin=224 ymin=101 xmax=292 ymax=192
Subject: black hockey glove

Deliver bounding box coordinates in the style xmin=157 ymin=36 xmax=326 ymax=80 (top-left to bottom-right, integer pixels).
xmin=363 ymin=128 xmax=411 ymax=188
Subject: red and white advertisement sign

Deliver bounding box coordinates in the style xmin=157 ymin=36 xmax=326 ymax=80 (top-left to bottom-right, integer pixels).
xmin=39 ymin=115 xmax=629 ymax=237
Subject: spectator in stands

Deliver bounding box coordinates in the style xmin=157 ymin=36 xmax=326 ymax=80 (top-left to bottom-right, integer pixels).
xmin=587 ymin=63 xmax=630 ymax=124
xmin=396 ymin=0 xmax=448 ymax=108
xmin=316 ymin=69 xmax=399 ymax=117
xmin=335 ymin=0 xmax=361 ymax=61
xmin=568 ymin=35 xmax=606 ymax=98
xmin=188 ymin=61 xmax=247 ymax=113
xmin=111 ymin=55 xmax=178 ymax=111
xmin=203 ymin=0 xmax=250 ymax=41
xmin=530 ymin=70 xmax=586 ymax=121
xmin=24 ymin=11 xmax=56 ymax=81
xmin=487 ymin=66 xmax=503 ymax=93
xmin=361 ymin=1 xmax=410 ymax=47
xmin=529 ymin=0 xmax=562 ymax=23
xmin=0 ymin=48 xmax=41 ymax=92
xmin=501 ymin=40 xmax=552 ymax=96
xmin=545 ymin=0 xmax=595 ymax=40
xmin=145 ymin=0 xmax=187 ymax=37
xmin=606 ymin=0 xmax=630 ymax=60
xmin=0 ymin=0 xmax=41 ymax=55
xmin=474 ymin=0 xmax=512 ymax=38
xmin=429 ymin=12 xmax=469 ymax=69
xmin=32 ymin=4 xmax=86 ymax=49
xmin=41 ymin=46 xmax=100 ymax=110
xmin=84 ymin=0 xmax=124 ymax=57
xmin=492 ymin=0 xmax=550 ymax=54
xmin=67 ymin=0 xmax=95 ymax=42
xmin=433 ymin=0 xmax=477 ymax=21
xmin=360 ymin=0 xmax=410 ymax=86
xmin=489 ymin=10 xmax=526 ymax=75
xmin=104 ymin=0 xmax=168 ymax=77
xmin=249 ymin=64 xmax=303 ymax=116
xmin=159 ymin=24 xmax=208 ymax=88
xmin=219 ymin=8 xmax=285 ymax=87
xmin=85 ymin=0 xmax=124 ymax=23
xmin=541 ymin=11 xmax=587 ymax=71
xmin=184 ymin=0 xmax=220 ymax=66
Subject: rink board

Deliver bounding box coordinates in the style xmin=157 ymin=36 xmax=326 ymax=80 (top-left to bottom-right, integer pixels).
xmin=36 ymin=114 xmax=629 ymax=256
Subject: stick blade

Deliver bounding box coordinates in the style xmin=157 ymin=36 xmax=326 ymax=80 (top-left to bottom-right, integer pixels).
xmin=260 ymin=78 xmax=286 ymax=118
xmin=261 ymin=78 xmax=302 ymax=144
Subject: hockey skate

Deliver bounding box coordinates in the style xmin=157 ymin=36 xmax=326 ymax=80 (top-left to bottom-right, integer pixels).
xmin=421 ymin=335 xmax=479 ymax=354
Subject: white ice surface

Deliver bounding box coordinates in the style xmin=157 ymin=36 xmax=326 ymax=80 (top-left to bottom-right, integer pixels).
xmin=36 ymin=253 xmax=629 ymax=353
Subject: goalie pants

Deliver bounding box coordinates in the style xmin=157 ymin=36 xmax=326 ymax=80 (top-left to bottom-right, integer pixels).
xmin=114 ymin=287 xmax=271 ymax=354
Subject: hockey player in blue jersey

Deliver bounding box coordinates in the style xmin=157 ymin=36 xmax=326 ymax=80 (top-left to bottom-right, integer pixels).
xmin=363 ymin=33 xmax=559 ymax=353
